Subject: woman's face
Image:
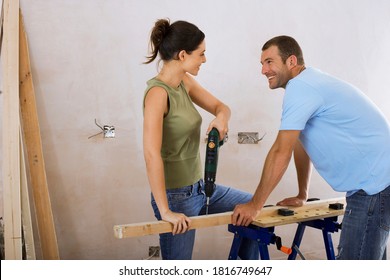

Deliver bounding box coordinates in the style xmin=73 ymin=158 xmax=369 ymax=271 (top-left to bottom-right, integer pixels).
xmin=182 ymin=40 xmax=207 ymax=76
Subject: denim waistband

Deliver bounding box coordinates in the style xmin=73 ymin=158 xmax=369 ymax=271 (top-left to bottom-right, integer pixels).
xmin=166 ymin=179 xmax=203 ymax=194
xmin=188 ymin=179 xmax=203 ymax=194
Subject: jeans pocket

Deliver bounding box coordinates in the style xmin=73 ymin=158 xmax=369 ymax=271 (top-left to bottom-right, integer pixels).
xmin=167 ymin=190 xmax=192 ymax=203
xmin=380 ymin=191 xmax=390 ymax=232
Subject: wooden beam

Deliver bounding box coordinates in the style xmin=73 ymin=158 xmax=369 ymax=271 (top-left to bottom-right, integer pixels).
xmin=1 ymin=0 xmax=4 ymax=55
xmin=19 ymin=9 xmax=59 ymax=259
xmin=114 ymin=211 xmax=232 ymax=239
xmin=114 ymin=197 xmax=346 ymax=238
xmin=20 ymin=129 xmax=36 ymax=259
xmin=2 ymin=0 xmax=22 ymax=260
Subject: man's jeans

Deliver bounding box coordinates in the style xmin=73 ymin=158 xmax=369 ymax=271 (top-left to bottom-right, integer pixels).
xmin=151 ymin=180 xmax=259 ymax=260
xmin=337 ymin=185 xmax=390 ymax=259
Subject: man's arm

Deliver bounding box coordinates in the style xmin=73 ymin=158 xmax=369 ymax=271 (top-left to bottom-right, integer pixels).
xmin=232 ymin=130 xmax=301 ymax=226
xmin=277 ymin=140 xmax=312 ymax=206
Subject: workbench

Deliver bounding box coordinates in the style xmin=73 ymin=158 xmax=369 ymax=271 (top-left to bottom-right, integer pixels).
xmin=114 ymin=197 xmax=345 ymax=260
xmin=228 ymin=197 xmax=345 ymax=260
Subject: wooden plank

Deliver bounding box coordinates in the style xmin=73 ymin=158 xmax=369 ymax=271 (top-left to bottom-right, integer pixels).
xmin=19 ymin=9 xmax=60 ymax=259
xmin=20 ymin=129 xmax=36 ymax=259
xmin=114 ymin=211 xmax=232 ymax=239
xmin=114 ymin=197 xmax=346 ymax=239
xmin=2 ymin=0 xmax=22 ymax=260
xmin=1 ymin=0 xmax=4 ymax=55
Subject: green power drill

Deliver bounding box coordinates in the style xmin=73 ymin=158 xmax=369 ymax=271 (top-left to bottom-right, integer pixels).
xmin=204 ymin=128 xmax=225 ymax=215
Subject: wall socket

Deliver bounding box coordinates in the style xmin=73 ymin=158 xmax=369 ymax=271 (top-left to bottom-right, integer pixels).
xmin=103 ymin=125 xmax=115 ymax=138
xmin=238 ymin=132 xmax=265 ymax=144
xmin=148 ymin=246 xmax=160 ymax=258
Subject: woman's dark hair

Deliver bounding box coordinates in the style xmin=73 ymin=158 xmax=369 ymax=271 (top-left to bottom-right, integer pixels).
xmin=262 ymin=35 xmax=305 ymax=65
xmin=144 ymin=19 xmax=205 ymax=64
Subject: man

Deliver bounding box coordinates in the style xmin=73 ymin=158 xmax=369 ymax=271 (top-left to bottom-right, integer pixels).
xmin=232 ymin=35 xmax=390 ymax=260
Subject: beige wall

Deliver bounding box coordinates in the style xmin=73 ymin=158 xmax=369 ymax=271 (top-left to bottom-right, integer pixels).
xmin=1 ymin=0 xmax=390 ymax=259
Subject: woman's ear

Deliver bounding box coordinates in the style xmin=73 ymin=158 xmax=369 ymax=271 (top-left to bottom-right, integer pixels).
xmin=178 ymin=50 xmax=186 ymax=61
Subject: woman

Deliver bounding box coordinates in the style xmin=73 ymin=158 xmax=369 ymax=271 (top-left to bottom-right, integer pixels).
xmin=143 ymin=18 xmax=258 ymax=260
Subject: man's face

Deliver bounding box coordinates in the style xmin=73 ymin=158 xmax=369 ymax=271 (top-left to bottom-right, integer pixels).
xmin=260 ymin=45 xmax=292 ymax=89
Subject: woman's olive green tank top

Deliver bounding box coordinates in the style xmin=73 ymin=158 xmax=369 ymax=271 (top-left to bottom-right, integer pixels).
xmin=144 ymin=78 xmax=202 ymax=189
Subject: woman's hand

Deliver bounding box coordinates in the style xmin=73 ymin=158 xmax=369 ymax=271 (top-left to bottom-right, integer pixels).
xmin=207 ymin=118 xmax=228 ymax=142
xmin=161 ymin=210 xmax=192 ymax=235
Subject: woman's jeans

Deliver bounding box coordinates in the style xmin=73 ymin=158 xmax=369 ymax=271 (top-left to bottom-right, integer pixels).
xmin=151 ymin=180 xmax=259 ymax=260
xmin=337 ymin=185 xmax=390 ymax=260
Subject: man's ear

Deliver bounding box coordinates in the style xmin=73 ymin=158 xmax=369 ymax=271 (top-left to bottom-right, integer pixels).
xmin=287 ymin=55 xmax=298 ymax=69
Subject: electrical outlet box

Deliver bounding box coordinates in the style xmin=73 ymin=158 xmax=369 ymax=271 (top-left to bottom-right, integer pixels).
xmin=103 ymin=125 xmax=115 ymax=138
xmin=238 ymin=132 xmax=262 ymax=144
xmin=148 ymin=246 xmax=160 ymax=258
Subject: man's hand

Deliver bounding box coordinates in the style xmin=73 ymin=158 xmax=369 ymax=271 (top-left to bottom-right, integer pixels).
xmin=161 ymin=210 xmax=192 ymax=235
xmin=232 ymin=201 xmax=260 ymax=227
xmin=277 ymin=196 xmax=306 ymax=207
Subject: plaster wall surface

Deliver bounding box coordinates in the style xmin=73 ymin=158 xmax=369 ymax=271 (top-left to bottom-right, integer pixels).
xmin=1 ymin=0 xmax=389 ymax=259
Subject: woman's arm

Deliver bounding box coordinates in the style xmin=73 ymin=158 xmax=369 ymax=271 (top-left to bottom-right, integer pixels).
xmin=143 ymin=86 xmax=191 ymax=234
xmin=184 ymin=74 xmax=230 ymax=140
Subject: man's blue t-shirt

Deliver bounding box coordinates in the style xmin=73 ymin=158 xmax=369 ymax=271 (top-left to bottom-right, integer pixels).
xmin=280 ymin=67 xmax=390 ymax=195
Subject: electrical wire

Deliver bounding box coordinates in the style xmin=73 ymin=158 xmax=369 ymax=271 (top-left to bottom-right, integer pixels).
xmin=143 ymin=247 xmax=160 ymax=260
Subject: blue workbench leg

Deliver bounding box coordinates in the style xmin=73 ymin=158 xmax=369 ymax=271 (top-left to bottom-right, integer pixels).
xmin=258 ymin=243 xmax=270 ymax=260
xmin=228 ymin=225 xmax=273 ymax=260
xmin=229 ymin=234 xmax=270 ymax=260
xmin=288 ymin=223 xmax=306 ymax=260
xmin=228 ymin=232 xmax=242 ymax=260
xmin=322 ymin=230 xmax=336 ymax=260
